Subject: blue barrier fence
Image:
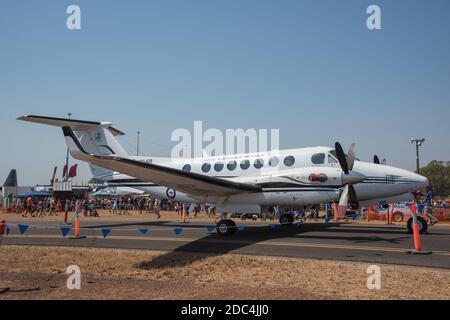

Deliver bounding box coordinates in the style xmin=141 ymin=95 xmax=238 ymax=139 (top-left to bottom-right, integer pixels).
xmin=0 ymin=214 xmax=366 ymax=239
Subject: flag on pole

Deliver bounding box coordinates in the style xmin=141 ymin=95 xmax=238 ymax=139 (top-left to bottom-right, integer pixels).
xmin=62 ymin=164 xmax=68 ymax=179
xmin=50 ymin=166 xmax=58 ymax=185
xmin=69 ymin=165 xmax=78 ymax=178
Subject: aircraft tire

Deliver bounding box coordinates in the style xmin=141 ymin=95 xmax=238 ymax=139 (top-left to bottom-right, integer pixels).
xmin=407 ymin=216 xmax=428 ymax=234
xmin=216 ymin=219 xmax=237 ymax=236
xmin=279 ymin=214 xmax=294 ymax=226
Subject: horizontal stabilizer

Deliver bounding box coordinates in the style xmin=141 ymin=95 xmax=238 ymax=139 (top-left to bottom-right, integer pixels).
xmin=17 ymin=115 xmax=125 ymax=136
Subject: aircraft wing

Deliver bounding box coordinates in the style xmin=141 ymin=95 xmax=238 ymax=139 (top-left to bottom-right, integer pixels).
xmin=63 ymin=127 xmax=261 ymax=197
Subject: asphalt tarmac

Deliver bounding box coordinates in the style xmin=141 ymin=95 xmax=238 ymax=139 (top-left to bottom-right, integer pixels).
xmin=2 ymin=219 xmax=450 ymax=269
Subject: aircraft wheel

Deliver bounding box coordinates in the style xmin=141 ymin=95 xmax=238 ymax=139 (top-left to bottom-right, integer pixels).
xmin=280 ymin=214 xmax=294 ymax=226
xmin=407 ymin=216 xmax=428 ymax=234
xmin=216 ymin=219 xmax=236 ymax=236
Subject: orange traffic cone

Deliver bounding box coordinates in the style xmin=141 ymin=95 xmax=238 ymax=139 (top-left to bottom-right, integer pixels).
xmin=406 ymin=213 xmax=432 ymax=255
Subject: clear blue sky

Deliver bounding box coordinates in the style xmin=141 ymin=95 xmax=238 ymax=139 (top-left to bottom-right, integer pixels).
xmin=1 ymin=0 xmax=449 ymax=185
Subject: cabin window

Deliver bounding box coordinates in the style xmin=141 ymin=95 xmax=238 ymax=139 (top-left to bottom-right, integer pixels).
xmin=284 ymin=155 xmax=296 ymax=167
xmin=182 ymin=164 xmax=191 ymax=172
xmin=227 ymin=161 xmax=237 ymax=171
xmin=202 ymin=163 xmax=211 ymax=173
xmin=311 ymin=153 xmax=325 ymax=164
xmin=269 ymin=157 xmax=279 ymax=167
xmin=240 ymin=160 xmax=250 ymax=170
xmin=254 ymin=159 xmax=264 ymax=169
xmin=214 ymin=162 xmax=224 ymax=172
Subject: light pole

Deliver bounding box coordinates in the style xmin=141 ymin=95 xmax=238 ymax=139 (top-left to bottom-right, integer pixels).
xmin=65 ymin=113 xmax=72 ymax=181
xmin=137 ymin=131 xmax=140 ymax=157
xmin=410 ymin=138 xmax=425 ymax=174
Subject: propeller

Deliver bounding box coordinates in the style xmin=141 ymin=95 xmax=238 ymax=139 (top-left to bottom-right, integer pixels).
xmin=335 ymin=142 xmax=366 ymax=217
xmin=374 ymin=155 xmax=387 ymax=165
xmin=374 ymin=155 xmax=380 ymax=165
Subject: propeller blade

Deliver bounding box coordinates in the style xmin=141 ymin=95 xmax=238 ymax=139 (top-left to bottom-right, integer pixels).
xmin=335 ymin=142 xmax=349 ymax=174
xmin=336 ymin=185 xmax=349 ymax=219
xmin=338 ymin=185 xmax=349 ymax=207
xmin=374 ymin=155 xmax=380 ymax=164
xmin=348 ymin=185 xmax=359 ymax=210
xmin=347 ymin=143 xmax=356 ymax=171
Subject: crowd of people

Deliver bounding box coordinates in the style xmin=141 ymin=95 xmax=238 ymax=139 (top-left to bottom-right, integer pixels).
xmin=0 ymin=194 xmax=195 ymax=219
xmin=0 ymin=193 xmax=444 ymax=224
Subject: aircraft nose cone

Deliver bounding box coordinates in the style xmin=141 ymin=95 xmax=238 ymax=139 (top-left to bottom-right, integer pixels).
xmin=415 ymin=173 xmax=430 ymax=189
xmin=399 ymin=169 xmax=430 ymax=193
xmin=342 ymin=172 xmax=367 ymax=184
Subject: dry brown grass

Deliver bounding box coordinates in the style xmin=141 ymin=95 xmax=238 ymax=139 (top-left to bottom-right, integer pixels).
xmin=1 ymin=245 xmax=449 ymax=300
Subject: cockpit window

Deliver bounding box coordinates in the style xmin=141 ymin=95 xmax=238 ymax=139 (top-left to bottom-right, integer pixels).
xmin=329 ymin=149 xmax=359 ymax=162
xmin=311 ymin=153 xmax=325 ymax=164
xmin=328 ymin=154 xmax=338 ymax=164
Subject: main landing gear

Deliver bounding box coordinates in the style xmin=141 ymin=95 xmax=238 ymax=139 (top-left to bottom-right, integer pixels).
xmin=216 ymin=219 xmax=237 ymax=236
xmin=279 ymin=213 xmax=294 ymax=226
xmin=215 ymin=214 xmax=237 ymax=236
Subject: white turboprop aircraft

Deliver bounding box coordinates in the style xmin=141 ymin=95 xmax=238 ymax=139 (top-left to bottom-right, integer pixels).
xmin=19 ymin=115 xmax=429 ymax=235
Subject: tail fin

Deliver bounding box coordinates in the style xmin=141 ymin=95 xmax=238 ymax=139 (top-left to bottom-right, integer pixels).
xmin=18 ymin=115 xmax=128 ymax=182
xmin=18 ymin=115 xmax=128 ymax=157
xmin=3 ymin=169 xmax=18 ymax=187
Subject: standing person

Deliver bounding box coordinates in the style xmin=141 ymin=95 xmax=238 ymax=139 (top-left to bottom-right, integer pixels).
xmin=37 ymin=199 xmax=44 ymax=218
xmin=92 ymin=197 xmax=98 ymax=217
xmin=56 ymin=199 xmax=62 ymax=214
xmin=148 ymin=197 xmax=154 ymax=213
xmin=64 ymin=199 xmax=70 ymax=224
xmin=127 ymin=197 xmax=132 ymax=214
xmin=24 ymin=196 xmax=32 ymax=217
xmin=11 ymin=196 xmax=17 ymax=213
xmin=137 ymin=198 xmax=144 ymax=214
xmin=49 ymin=197 xmax=56 ymax=216
xmin=112 ymin=198 xmax=118 ymax=215
xmin=154 ymin=198 xmax=161 ymax=219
